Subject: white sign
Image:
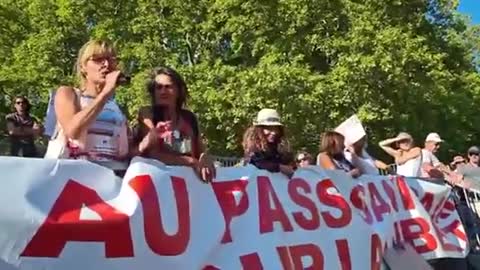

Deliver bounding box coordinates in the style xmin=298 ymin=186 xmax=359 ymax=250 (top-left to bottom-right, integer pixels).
xmin=335 ymin=114 xmax=367 ymax=145
xmin=0 ymin=157 xmax=467 ymax=270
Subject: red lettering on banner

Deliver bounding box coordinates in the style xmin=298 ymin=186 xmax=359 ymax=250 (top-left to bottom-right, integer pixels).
xmin=420 ymin=192 xmax=434 ymax=214
xmin=277 ymin=247 xmax=294 ymax=270
xmin=432 ymin=220 xmax=465 ymax=252
xmin=368 ymin=183 xmax=391 ymax=222
xmin=381 ymin=180 xmax=399 ymax=212
xmin=240 ymin=253 xmax=264 ymax=270
xmin=336 ymin=239 xmax=352 ymax=270
xmin=438 ymin=199 xmax=456 ymax=219
xmin=396 ymin=176 xmax=415 ymax=210
xmin=289 ymin=244 xmax=324 ymax=270
xmin=350 ymin=186 xmax=373 ymax=224
xmin=288 ymin=178 xmax=320 ymax=230
xmin=393 ymin=221 xmax=402 ymax=245
xmin=21 ymin=180 xmax=133 ymax=258
xmin=317 ymin=179 xmax=352 ymax=228
xmin=129 ymin=175 xmax=190 ymax=256
xmin=444 ymin=220 xmax=467 ymax=242
xmin=400 ymin=217 xmax=437 ymax=253
xmin=212 ymin=180 xmax=249 ymax=243
xmin=203 ymin=266 xmax=221 ymax=270
xmin=370 ymin=234 xmax=382 ymax=270
xmin=432 ymin=196 xmax=448 ymax=222
xmin=258 ymin=176 xmax=293 ymax=234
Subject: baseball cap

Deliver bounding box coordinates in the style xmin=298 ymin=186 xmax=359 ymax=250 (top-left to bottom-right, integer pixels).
xmin=468 ymin=146 xmax=480 ymax=155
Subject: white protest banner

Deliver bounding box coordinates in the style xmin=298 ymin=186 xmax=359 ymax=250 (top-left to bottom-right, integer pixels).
xmin=0 ymin=157 xmax=467 ymax=270
xmin=335 ymin=114 xmax=367 ymax=146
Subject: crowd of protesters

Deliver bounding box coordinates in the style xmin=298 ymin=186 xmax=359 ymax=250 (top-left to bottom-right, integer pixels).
xmin=4 ymin=39 xmax=480 ymax=187
xmin=4 ymin=39 xmax=480 ymax=186
xmin=3 ymin=38 xmax=480 ymax=269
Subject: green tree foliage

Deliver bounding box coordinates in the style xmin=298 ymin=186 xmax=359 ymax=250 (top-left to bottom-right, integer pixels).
xmin=0 ymin=0 xmax=479 ymax=160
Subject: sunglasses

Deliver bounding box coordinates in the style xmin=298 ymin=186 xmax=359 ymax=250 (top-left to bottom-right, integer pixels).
xmin=89 ymin=55 xmax=118 ymax=65
xmin=469 ymin=152 xmax=480 ymax=156
xmin=15 ymin=101 xmax=25 ymax=105
xmin=155 ymin=83 xmax=175 ymax=90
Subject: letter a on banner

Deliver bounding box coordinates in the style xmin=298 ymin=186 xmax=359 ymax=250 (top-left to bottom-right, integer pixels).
xmin=22 ymin=180 xmax=134 ymax=258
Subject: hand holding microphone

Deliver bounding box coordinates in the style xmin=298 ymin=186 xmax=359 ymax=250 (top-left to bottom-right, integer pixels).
xmin=102 ymin=70 xmax=131 ymax=97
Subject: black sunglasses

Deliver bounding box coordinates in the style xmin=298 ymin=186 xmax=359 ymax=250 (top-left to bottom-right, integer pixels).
xmin=469 ymin=152 xmax=480 ymax=156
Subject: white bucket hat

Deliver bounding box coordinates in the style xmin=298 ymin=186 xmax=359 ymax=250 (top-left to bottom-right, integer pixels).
xmin=253 ymin=109 xmax=283 ymax=126
xmin=425 ymin=132 xmax=443 ymax=143
xmin=386 ymin=132 xmax=413 ymax=145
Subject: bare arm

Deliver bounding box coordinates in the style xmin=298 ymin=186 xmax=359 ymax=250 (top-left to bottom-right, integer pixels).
xmin=379 ymin=139 xmax=400 ymax=158
xmin=374 ymin=159 xmax=389 ymax=170
xmin=55 ymin=86 xmax=110 ymax=140
xmin=318 ymin=153 xmax=336 ymax=170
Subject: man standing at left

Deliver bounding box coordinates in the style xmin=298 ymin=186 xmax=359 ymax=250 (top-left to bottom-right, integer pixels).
xmin=5 ymin=96 xmax=42 ymax=157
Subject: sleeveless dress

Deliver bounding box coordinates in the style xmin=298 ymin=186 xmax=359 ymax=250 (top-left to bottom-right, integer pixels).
xmin=67 ymin=90 xmax=129 ymax=170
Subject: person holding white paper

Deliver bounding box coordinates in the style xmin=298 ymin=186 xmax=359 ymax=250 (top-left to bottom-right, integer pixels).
xmin=345 ymin=136 xmax=389 ymax=175
xmin=335 ymin=115 xmax=388 ymax=175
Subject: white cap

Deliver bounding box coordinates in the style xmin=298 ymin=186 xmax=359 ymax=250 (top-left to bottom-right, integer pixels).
xmin=254 ymin=109 xmax=283 ymax=126
xmin=425 ymin=132 xmax=443 ymax=143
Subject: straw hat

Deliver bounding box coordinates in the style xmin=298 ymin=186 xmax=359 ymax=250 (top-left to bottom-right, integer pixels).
xmin=253 ymin=109 xmax=283 ymax=126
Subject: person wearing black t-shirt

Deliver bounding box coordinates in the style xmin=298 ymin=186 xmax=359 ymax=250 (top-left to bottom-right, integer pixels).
xmin=5 ymin=96 xmax=42 ymax=157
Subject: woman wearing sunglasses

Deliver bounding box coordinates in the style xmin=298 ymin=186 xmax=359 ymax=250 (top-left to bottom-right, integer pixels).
xmin=51 ymin=39 xmax=129 ymax=175
xmin=133 ymin=66 xmax=215 ymax=183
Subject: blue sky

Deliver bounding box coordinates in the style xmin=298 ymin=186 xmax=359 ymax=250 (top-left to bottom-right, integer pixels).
xmin=458 ymin=0 xmax=480 ymax=24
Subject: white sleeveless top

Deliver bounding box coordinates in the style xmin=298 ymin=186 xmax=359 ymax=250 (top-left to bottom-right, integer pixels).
xmin=396 ymin=155 xmax=422 ymax=177
xmin=68 ymin=91 xmax=128 ymax=166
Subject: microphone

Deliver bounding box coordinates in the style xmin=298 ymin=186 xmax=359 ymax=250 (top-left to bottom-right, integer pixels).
xmin=117 ymin=73 xmax=131 ymax=85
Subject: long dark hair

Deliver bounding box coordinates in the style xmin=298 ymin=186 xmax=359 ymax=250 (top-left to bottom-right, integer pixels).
xmin=242 ymin=126 xmax=290 ymax=157
xmin=146 ymin=66 xmax=188 ymax=125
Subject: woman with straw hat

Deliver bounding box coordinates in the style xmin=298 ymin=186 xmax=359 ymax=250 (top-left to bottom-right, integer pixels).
xmin=242 ymin=108 xmax=294 ymax=177
xmin=379 ymin=132 xmax=422 ymax=177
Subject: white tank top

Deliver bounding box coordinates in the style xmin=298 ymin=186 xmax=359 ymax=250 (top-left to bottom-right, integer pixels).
xmin=68 ymin=91 xmax=128 ymax=165
xmin=396 ymin=155 xmax=422 ymax=177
